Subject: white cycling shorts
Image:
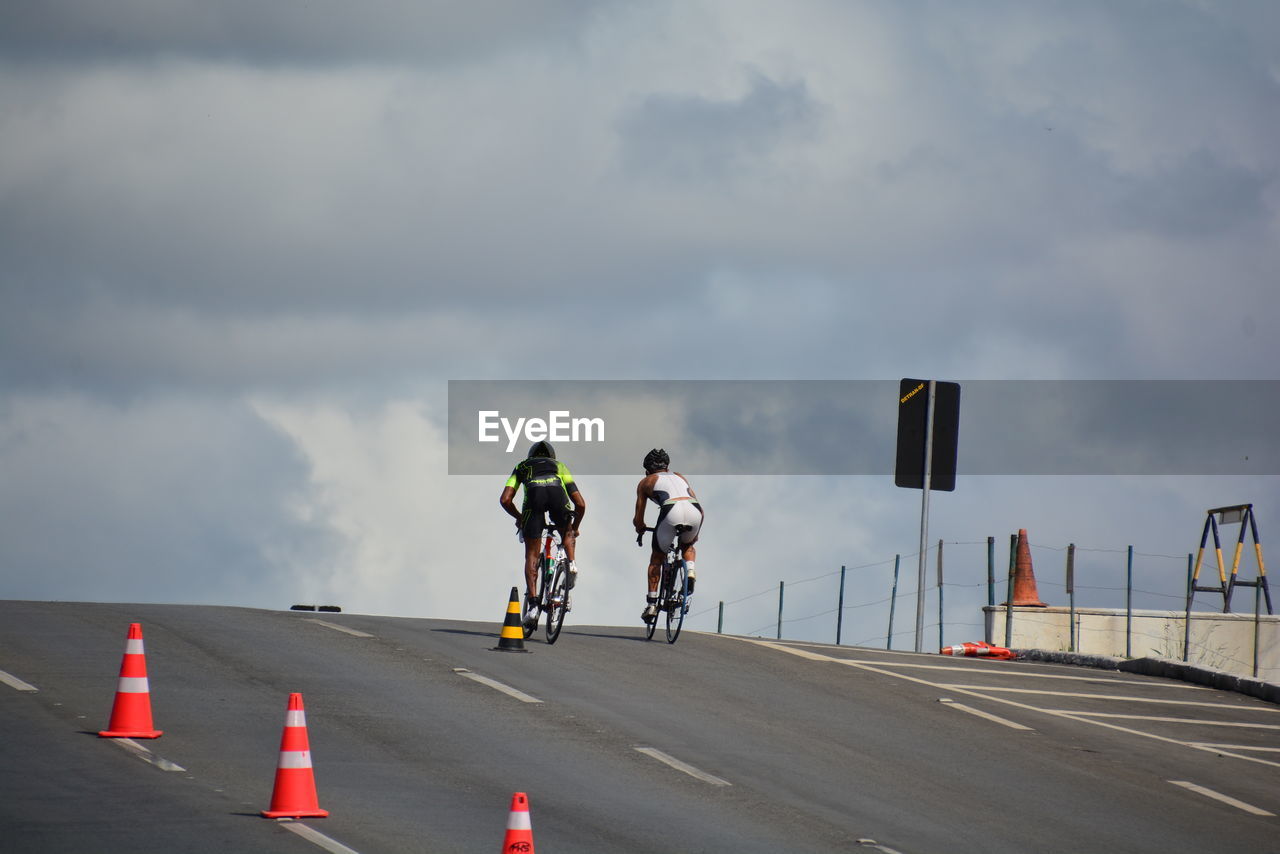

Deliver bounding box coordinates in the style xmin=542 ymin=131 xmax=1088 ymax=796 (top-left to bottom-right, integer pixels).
xmin=655 ymin=500 xmax=702 ymax=553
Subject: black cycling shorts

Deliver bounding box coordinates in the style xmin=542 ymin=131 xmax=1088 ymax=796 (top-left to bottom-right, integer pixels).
xmin=519 ymin=483 xmax=573 ymax=542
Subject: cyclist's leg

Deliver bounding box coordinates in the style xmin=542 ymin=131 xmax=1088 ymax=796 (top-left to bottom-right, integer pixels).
xmin=519 ymin=492 xmax=547 ymax=605
xmin=668 ymin=502 xmax=702 ymax=592
xmin=643 ymin=524 xmax=667 ymax=623
xmin=547 ymin=490 xmax=578 ymax=588
xmin=522 ymin=536 xmax=542 ymax=603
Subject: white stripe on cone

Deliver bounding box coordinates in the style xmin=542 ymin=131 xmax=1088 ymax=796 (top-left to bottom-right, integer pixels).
xmin=507 ymin=811 xmax=532 ymax=830
xmin=285 ymin=710 xmax=307 ymax=727
xmin=116 ymin=676 xmax=150 ymax=693
xmin=277 ymin=750 xmax=314 ymax=770
xmin=125 ymin=639 xmax=145 ymax=654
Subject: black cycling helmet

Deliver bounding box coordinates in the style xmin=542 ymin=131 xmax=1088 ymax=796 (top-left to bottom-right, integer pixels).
xmin=528 ymin=440 xmax=556 ymax=460
xmin=643 ymin=448 xmax=669 ymax=473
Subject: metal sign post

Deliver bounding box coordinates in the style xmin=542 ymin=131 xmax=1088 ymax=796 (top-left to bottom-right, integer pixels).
xmin=914 ymin=380 xmax=936 ymax=653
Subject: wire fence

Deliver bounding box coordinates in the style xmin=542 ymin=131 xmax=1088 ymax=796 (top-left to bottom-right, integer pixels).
xmin=691 ymin=535 xmax=1273 ymax=671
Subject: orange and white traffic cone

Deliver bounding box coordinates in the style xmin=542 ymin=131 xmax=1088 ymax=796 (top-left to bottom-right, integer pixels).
xmin=261 ymin=693 xmax=329 ymax=818
xmin=98 ymin=622 xmax=162 ymax=739
xmin=940 ymin=641 xmax=1015 ymax=660
xmin=501 ymin=792 xmax=535 ymax=853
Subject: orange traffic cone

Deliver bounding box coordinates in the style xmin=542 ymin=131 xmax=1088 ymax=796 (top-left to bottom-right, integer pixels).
xmin=99 ymin=622 xmax=162 ymax=739
xmin=941 ymin=641 xmax=1015 ymax=660
xmin=261 ymin=693 xmax=329 ymax=818
xmin=493 ymin=587 xmax=529 ymax=653
xmin=501 ymin=792 xmax=535 ymax=853
xmin=1004 ymin=528 xmax=1048 ymax=607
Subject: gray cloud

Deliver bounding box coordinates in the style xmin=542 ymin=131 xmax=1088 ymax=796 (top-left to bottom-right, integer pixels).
xmin=0 ymin=394 xmax=336 ymax=604
xmin=0 ymin=0 xmax=612 ymax=67
xmin=617 ymin=73 xmax=819 ymax=181
xmin=1115 ymin=150 xmax=1273 ymax=237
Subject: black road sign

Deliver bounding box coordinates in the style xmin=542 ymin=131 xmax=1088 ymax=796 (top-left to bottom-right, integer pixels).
xmin=895 ymin=379 xmax=960 ymax=491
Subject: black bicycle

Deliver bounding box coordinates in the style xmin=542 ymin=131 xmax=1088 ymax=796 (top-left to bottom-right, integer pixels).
xmin=636 ymin=524 xmax=692 ymax=643
xmin=522 ymin=523 xmax=572 ymax=644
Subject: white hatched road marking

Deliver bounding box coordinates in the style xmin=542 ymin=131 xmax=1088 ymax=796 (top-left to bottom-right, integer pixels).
xmin=939 ymin=698 xmax=1034 ymax=730
xmin=280 ymin=820 xmax=366 ymax=854
xmin=635 ymin=747 xmax=732 ymax=787
xmin=109 ymin=738 xmax=186 ymax=772
xmin=1189 ymin=743 xmax=1280 ymax=753
xmin=304 ymin=619 xmax=374 ymax=638
xmin=1045 ymin=711 xmax=1280 ymax=729
xmin=737 ymin=638 xmax=1280 ymax=770
xmin=935 ymin=684 xmax=1280 ymax=711
xmin=1168 ymin=781 xmax=1275 ymax=816
xmin=452 ymin=668 xmax=542 ymax=704
xmin=826 ymin=655 xmax=1208 ymax=688
xmin=0 ymin=668 xmax=38 ymax=692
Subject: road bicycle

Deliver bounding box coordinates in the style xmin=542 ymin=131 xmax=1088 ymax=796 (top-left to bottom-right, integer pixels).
xmin=636 ymin=524 xmax=692 ymax=644
xmin=521 ymin=522 xmax=572 ymax=644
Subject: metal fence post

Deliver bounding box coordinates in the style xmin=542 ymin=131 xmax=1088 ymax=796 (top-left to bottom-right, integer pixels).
xmin=1067 ymin=544 xmax=1076 ymax=652
xmin=1183 ymin=554 xmax=1192 ymax=663
xmin=985 ymin=537 xmax=994 ymax=643
xmin=836 ymin=565 xmax=846 ymax=645
xmin=777 ymin=581 xmax=784 ymax=640
xmin=718 ymin=600 xmax=724 ymax=635
xmin=1005 ymin=533 xmax=1016 ymax=648
xmin=887 ymin=555 xmax=900 ymax=650
xmin=1126 ymin=545 xmax=1133 ymax=658
xmin=937 ymin=539 xmax=944 ymax=652
xmin=1255 ymin=583 xmax=1262 ymax=679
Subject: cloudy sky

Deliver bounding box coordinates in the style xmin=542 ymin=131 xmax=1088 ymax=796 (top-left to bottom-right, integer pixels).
xmin=2 ymin=1 xmax=1277 ymax=649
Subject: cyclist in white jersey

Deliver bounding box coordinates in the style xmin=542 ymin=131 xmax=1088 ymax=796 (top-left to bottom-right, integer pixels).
xmin=632 ymin=448 xmax=703 ymax=624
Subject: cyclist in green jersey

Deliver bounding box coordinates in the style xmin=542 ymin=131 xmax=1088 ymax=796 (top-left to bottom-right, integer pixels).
xmin=499 ymin=440 xmax=586 ymax=616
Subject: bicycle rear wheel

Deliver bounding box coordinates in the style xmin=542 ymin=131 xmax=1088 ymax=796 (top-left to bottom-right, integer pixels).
xmin=665 ymin=562 xmax=687 ymax=643
xmin=545 ymin=560 xmax=570 ymax=644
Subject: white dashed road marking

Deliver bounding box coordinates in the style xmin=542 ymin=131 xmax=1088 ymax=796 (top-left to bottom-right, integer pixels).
xmin=304 ymin=619 xmax=374 ymax=638
xmin=635 ymin=747 xmax=732 ymax=786
xmin=108 ymin=738 xmax=187 ymax=772
xmin=279 ymin=820 xmax=366 ymax=854
xmin=453 ymin=668 xmax=543 ymax=704
xmin=0 ymin=668 xmax=38 ymax=692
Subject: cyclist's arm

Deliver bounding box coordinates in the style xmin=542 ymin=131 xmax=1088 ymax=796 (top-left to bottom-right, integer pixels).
xmin=633 ymin=475 xmax=652 ymax=533
xmin=557 ymin=462 xmax=585 ymax=531
xmin=499 ymin=470 xmax=521 ymax=521
xmin=499 ymin=485 xmax=520 ymax=521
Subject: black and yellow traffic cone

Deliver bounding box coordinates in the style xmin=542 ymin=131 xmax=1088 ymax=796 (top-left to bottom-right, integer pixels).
xmin=493 ymin=587 xmax=530 ymax=653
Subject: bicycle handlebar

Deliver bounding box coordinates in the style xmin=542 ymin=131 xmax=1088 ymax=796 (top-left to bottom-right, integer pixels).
xmin=636 ymin=526 xmax=655 ymax=546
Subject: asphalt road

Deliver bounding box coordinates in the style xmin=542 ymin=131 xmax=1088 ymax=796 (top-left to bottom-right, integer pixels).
xmin=2 ymin=600 xmax=1277 ymax=853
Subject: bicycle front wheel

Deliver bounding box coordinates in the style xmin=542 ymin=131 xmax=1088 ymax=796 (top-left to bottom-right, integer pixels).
xmin=520 ymin=593 xmax=538 ymax=639
xmin=665 ymin=562 xmax=688 ymax=643
xmin=545 ymin=561 xmax=570 ymax=644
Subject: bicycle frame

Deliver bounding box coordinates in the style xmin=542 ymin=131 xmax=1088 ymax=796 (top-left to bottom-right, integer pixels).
xmin=638 ymin=524 xmax=692 ymax=643
xmin=522 ymin=522 xmax=572 ymax=644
